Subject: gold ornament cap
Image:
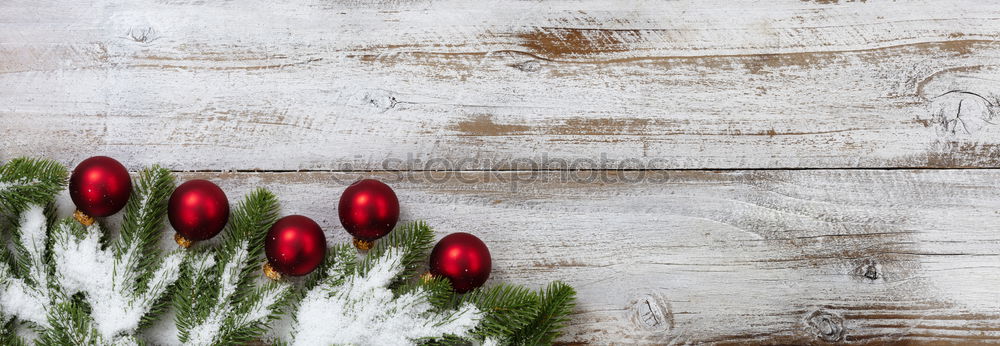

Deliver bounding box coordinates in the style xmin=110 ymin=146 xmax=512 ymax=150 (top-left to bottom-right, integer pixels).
xmin=174 ymin=233 xmax=193 ymax=248
xmin=73 ymin=210 xmax=95 ymax=226
xmin=263 ymin=262 xmax=282 ymax=281
xmin=353 ymin=237 xmax=374 ymax=251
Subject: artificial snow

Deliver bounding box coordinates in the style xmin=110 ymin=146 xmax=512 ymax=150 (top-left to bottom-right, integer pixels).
xmin=0 ymin=263 xmax=51 ymax=328
xmin=53 ymin=222 xmax=184 ymax=341
xmin=290 ymin=247 xmax=482 ymax=346
xmin=240 ymin=283 xmax=286 ymax=327
xmin=0 ymin=178 xmax=40 ymax=193
xmin=0 ymin=205 xmax=56 ymax=327
xmin=186 ymin=241 xmax=289 ymax=346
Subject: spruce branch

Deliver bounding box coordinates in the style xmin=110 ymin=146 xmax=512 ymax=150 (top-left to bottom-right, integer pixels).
xmin=0 ymin=158 xmax=67 ymax=215
xmin=511 ymin=281 xmax=576 ymax=345
xmin=174 ymin=252 xmax=217 ymax=342
xmin=174 ymin=188 xmax=290 ymax=345
xmin=0 ymin=158 xmax=580 ymax=345
xmin=51 ymin=219 xmax=184 ymax=343
xmin=224 ymin=281 xmax=289 ymax=343
xmin=40 ymin=299 xmax=101 ymax=346
xmin=449 ymin=283 xmax=540 ymax=341
xmin=396 ymin=275 xmax=454 ymax=311
xmin=0 ymin=163 xmax=184 ymax=344
xmin=218 ymin=188 xmax=281 ymax=308
xmin=46 ymin=165 xmax=184 ymax=343
xmin=118 ymin=165 xmax=175 ymax=293
xmin=0 ymin=318 xmax=27 ymax=346
xmin=287 ymin=223 xmax=481 ymax=345
xmin=0 ymin=205 xmax=61 ymax=329
xmin=313 ymin=243 xmax=357 ymax=288
xmin=361 ymin=221 xmax=435 ymax=281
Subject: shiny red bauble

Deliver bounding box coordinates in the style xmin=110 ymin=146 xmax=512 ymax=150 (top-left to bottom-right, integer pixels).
xmin=429 ymin=232 xmax=492 ymax=293
xmin=69 ymin=156 xmax=133 ymax=217
xmin=338 ymin=179 xmax=399 ymax=242
xmin=168 ymin=180 xmax=230 ymax=246
xmin=264 ymin=215 xmax=327 ymax=277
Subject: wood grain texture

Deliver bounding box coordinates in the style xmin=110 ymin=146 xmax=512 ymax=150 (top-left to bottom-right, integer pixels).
xmin=2 ymin=0 xmax=1000 ymax=169
xmin=5 ymin=0 xmax=1000 ymax=344
xmin=63 ymin=170 xmax=1000 ymax=344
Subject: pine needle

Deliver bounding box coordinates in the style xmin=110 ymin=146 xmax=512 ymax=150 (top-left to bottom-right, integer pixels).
xmin=511 ymin=281 xmax=577 ymax=345
xmin=173 ymin=188 xmax=289 ymax=345
xmin=2 ymin=162 xmax=185 ymax=344
xmin=450 ymin=283 xmax=540 ymax=340
xmin=360 ymin=221 xmax=435 ymax=281
xmin=0 ymin=158 xmax=67 ymax=215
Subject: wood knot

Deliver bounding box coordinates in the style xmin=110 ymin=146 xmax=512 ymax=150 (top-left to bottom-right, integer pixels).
xmin=926 ymin=90 xmax=999 ymax=136
xmin=629 ymin=294 xmax=672 ymax=332
xmin=805 ymin=310 xmax=845 ymax=342
xmin=125 ymin=27 xmax=158 ymax=43
xmin=863 ymin=265 xmax=878 ymax=280
xmin=853 ymin=258 xmax=880 ymax=281
xmin=362 ymin=90 xmax=398 ymax=112
xmin=511 ymin=60 xmax=542 ymax=72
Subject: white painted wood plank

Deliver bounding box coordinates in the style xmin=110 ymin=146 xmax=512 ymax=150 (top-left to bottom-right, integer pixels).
xmin=55 ymin=170 xmax=1000 ymax=344
xmin=3 ymin=0 xmax=1000 ymax=169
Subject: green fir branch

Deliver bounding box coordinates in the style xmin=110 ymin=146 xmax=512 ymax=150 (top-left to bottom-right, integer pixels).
xmin=289 ymin=241 xmax=481 ymax=344
xmin=115 ymin=166 xmax=178 ymax=330
xmin=218 ymin=188 xmax=280 ymax=310
xmin=0 ymin=158 xmax=580 ymax=345
xmin=307 ymin=243 xmax=356 ymax=290
xmin=395 ymin=275 xmax=454 ymax=310
xmin=358 ymin=221 xmax=434 ymax=281
xmin=511 ymin=281 xmax=576 ymax=345
xmin=0 ymin=207 xmax=67 ymax=335
xmin=224 ymin=281 xmax=292 ymax=344
xmin=0 ymin=318 xmax=27 ymax=346
xmin=35 ymin=166 xmax=182 ymax=343
xmin=8 ymin=206 xmax=49 ymax=287
xmin=0 ymin=247 xmax=16 ymax=284
xmin=449 ymin=283 xmax=540 ymax=341
xmin=0 ymin=158 xmax=67 ymax=215
xmin=174 ymin=188 xmax=288 ymax=345
xmin=174 ymin=251 xmax=219 ymax=343
xmin=118 ymin=166 xmax=174 ymax=293
xmin=40 ymin=299 xmax=100 ymax=346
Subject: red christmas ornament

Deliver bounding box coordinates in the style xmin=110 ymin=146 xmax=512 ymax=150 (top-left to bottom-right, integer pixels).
xmin=69 ymin=156 xmax=132 ymax=223
xmin=264 ymin=215 xmax=327 ymax=279
xmin=338 ymin=179 xmax=399 ymax=250
xmin=168 ymin=179 xmax=230 ymax=248
xmin=429 ymin=233 xmax=492 ymax=293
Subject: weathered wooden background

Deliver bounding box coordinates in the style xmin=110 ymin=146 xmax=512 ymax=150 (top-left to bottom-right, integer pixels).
xmin=3 ymin=0 xmax=1000 ymax=344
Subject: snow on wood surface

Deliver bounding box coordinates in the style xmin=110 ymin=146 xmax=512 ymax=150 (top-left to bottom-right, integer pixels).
xmin=2 ymin=0 xmax=1000 ymax=169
